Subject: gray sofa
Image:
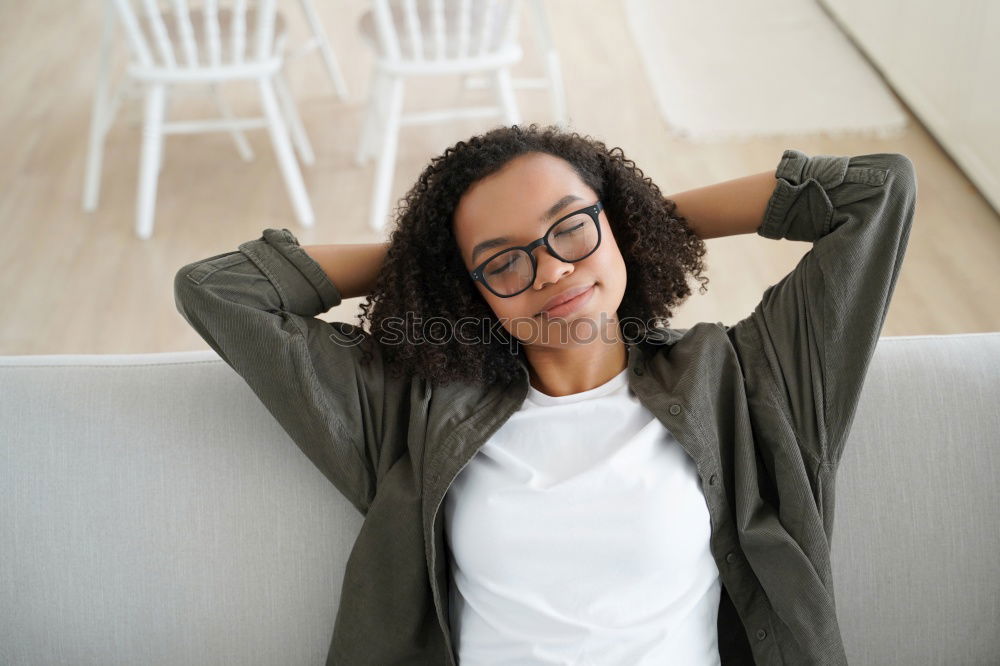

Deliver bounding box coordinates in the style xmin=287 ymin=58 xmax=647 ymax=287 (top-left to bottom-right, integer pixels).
xmin=2 ymin=332 xmax=998 ymax=665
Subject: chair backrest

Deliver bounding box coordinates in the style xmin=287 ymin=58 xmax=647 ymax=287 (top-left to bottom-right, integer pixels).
xmin=111 ymin=0 xmax=281 ymax=72
xmin=369 ymin=0 xmax=522 ymax=64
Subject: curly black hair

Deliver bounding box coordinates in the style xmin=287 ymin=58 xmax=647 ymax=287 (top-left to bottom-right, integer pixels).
xmin=354 ymin=123 xmax=709 ymax=388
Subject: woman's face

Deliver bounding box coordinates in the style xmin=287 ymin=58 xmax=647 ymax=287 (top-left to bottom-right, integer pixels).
xmin=452 ymin=151 xmax=628 ymax=348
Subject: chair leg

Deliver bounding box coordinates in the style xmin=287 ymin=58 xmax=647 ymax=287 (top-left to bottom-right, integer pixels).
xmin=369 ymin=76 xmax=404 ymax=233
xmin=544 ymin=49 xmax=568 ymax=125
xmin=494 ymin=68 xmax=521 ymax=126
xmin=274 ymin=69 xmax=315 ymax=166
xmin=158 ymin=87 xmax=171 ymax=173
xmin=83 ymin=0 xmax=115 ymax=212
xmin=527 ymin=0 xmax=568 ymax=125
xmin=136 ymin=83 xmax=167 ymax=240
xmin=258 ymin=75 xmax=315 ymax=228
xmin=209 ymin=83 xmax=254 ymax=162
xmin=296 ymin=0 xmax=350 ymax=100
xmin=355 ymin=68 xmax=385 ymax=167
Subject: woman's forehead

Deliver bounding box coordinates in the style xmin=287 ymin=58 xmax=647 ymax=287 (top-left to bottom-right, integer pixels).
xmin=454 ymin=154 xmax=593 ymax=239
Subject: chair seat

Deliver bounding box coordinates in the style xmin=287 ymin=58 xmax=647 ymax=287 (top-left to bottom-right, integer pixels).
xmin=357 ymin=2 xmax=519 ymax=62
xmin=137 ymin=6 xmax=288 ymax=68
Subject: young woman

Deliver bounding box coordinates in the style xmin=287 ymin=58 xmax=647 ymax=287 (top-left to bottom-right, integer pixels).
xmin=174 ymin=124 xmax=916 ymax=665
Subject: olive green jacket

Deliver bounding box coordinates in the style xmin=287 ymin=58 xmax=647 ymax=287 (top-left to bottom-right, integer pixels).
xmin=174 ymin=148 xmax=916 ymax=665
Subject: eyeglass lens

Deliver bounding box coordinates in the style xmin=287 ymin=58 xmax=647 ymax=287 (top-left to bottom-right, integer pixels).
xmin=482 ymin=212 xmax=599 ymax=295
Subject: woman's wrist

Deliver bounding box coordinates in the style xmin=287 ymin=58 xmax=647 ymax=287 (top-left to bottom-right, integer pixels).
xmin=301 ymin=242 xmax=390 ymax=300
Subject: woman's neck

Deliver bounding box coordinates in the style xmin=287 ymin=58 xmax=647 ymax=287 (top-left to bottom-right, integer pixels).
xmin=524 ymin=338 xmax=628 ymax=397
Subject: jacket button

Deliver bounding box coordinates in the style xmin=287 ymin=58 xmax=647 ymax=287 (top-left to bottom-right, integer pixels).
xmin=709 ymin=473 xmax=717 ymax=486
xmin=726 ymin=552 xmax=737 ymax=564
xmin=669 ymin=404 xmax=681 ymax=415
xmin=633 ymin=366 xmax=643 ymax=376
xmin=756 ymin=629 xmax=767 ymax=641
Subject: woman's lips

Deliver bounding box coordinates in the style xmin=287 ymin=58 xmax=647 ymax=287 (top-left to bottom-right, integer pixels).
xmin=536 ymin=284 xmax=596 ymax=318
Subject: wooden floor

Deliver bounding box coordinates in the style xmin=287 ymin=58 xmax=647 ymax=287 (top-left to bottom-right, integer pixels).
xmin=1 ymin=0 xmax=998 ymax=356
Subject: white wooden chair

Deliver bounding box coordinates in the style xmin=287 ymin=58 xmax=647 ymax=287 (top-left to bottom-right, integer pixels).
xmin=356 ymin=0 xmax=525 ymax=233
xmin=461 ymin=0 xmax=567 ymax=126
xmin=84 ymin=0 xmax=316 ymax=240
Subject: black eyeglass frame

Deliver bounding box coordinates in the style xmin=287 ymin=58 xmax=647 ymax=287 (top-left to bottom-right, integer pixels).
xmin=468 ymin=201 xmax=605 ymax=298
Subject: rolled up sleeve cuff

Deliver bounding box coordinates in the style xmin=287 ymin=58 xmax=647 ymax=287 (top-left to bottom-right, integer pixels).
xmin=238 ymin=228 xmax=343 ymax=315
xmin=758 ymin=149 xmax=850 ymax=242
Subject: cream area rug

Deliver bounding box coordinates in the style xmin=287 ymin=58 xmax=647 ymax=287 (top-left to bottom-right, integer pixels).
xmin=622 ymin=0 xmax=909 ymax=142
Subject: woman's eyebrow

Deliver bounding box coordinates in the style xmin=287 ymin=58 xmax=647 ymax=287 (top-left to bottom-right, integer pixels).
xmin=470 ymin=194 xmax=583 ymax=263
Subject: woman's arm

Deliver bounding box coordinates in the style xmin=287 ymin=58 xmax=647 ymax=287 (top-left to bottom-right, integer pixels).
xmin=665 ymin=169 xmax=777 ymax=240
xmin=729 ymin=150 xmax=916 ymax=471
xmin=174 ymin=229 xmax=408 ymax=517
xmin=301 ymin=242 xmax=390 ymax=300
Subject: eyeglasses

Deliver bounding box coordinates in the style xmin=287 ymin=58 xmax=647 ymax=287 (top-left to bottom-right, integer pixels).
xmin=468 ymin=201 xmax=604 ymax=298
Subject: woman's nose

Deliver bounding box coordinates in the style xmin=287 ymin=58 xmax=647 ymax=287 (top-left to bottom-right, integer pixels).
xmin=531 ymin=245 xmax=573 ymax=289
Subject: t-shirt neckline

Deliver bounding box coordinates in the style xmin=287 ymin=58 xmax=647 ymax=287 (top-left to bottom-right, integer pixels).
xmin=526 ymin=366 xmax=630 ymax=406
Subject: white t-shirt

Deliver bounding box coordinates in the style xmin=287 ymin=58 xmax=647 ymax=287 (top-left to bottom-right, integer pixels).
xmin=444 ymin=366 xmax=722 ymax=665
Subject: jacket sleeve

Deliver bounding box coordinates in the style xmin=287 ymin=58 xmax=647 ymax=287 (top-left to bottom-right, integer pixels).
xmin=173 ymin=227 xmax=403 ymax=516
xmin=736 ymin=149 xmax=917 ymax=468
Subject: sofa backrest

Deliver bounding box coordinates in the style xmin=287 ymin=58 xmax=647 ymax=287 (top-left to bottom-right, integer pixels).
xmin=1 ymin=333 xmax=998 ymax=665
